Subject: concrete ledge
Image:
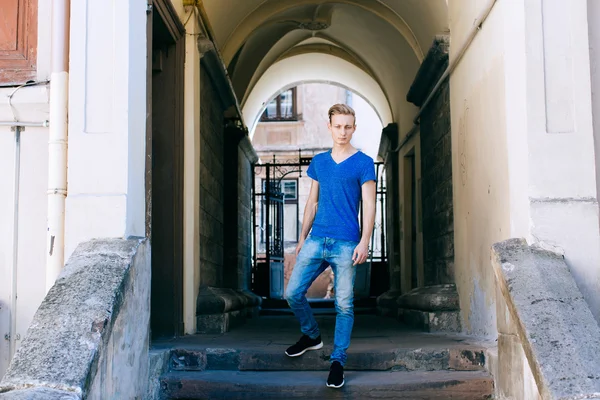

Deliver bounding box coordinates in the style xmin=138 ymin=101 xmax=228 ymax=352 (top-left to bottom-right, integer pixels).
xmin=396 ymin=284 xmax=459 ymax=311
xmin=196 ymin=287 xmax=261 ymax=333
xmin=492 ymin=238 xmax=600 ymax=399
xmin=378 ymin=286 xmax=461 ymax=332
xmin=0 ymin=387 xmax=79 ymax=400
xmin=376 ymin=289 xmax=403 ymax=317
xmin=196 ymin=287 xmax=261 ymax=315
xmin=0 ymin=238 xmax=148 ymax=398
xmin=197 ymin=310 xmax=247 ymax=334
xmin=398 ymin=309 xmax=462 ymax=333
xmin=147 ymin=350 xmax=170 ymax=400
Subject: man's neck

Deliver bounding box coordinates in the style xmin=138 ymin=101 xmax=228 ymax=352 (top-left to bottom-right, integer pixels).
xmin=331 ymin=143 xmax=356 ymax=155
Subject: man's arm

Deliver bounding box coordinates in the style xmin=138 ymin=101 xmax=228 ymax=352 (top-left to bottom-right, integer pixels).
xmin=296 ymin=179 xmax=319 ymax=255
xmin=353 ymin=180 xmax=376 ymax=265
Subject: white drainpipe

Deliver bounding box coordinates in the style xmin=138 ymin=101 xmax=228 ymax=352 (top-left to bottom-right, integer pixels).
xmin=46 ymin=0 xmax=70 ymax=291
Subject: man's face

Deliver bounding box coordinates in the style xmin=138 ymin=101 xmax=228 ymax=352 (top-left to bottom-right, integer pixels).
xmin=328 ymin=114 xmax=356 ymax=145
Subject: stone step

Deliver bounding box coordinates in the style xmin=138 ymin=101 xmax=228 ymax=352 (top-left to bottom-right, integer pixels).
xmin=160 ymin=370 xmax=494 ymax=399
xmin=168 ymin=344 xmax=487 ymax=372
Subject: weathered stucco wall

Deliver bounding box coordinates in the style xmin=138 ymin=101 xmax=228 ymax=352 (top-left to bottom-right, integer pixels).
xmin=87 ymin=240 xmax=151 ymax=399
xmin=448 ymin=0 xmax=512 ymax=337
xmin=449 ymin=0 xmax=600 ymax=338
xmin=491 ymin=239 xmax=600 ymax=399
xmin=0 ymin=239 xmax=151 ymax=399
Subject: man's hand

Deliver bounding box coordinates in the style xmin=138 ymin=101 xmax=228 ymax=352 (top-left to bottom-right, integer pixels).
xmin=352 ymin=242 xmax=369 ymax=266
xmin=296 ymin=239 xmax=305 ymax=256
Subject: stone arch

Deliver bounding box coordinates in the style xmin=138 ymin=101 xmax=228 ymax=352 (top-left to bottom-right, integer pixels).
xmin=221 ymin=0 xmax=424 ymax=67
xmin=242 ymin=52 xmax=393 ymax=136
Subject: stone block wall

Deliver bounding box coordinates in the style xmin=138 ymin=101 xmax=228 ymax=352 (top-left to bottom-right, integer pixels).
xmin=200 ymin=67 xmax=225 ymax=288
xmin=237 ymin=147 xmax=253 ymax=290
xmin=223 ymin=130 xmax=254 ymax=291
xmin=420 ymin=76 xmax=454 ymax=286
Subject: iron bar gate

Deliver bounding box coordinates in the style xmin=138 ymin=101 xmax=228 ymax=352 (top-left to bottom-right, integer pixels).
xmin=252 ymin=157 xmax=388 ymax=299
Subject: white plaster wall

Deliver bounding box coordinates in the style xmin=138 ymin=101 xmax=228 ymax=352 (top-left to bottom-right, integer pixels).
xmin=65 ymin=0 xmax=148 ymax=259
xmin=450 ymin=0 xmax=600 ymax=334
xmin=0 ymin=0 xmax=52 ymax=377
xmin=0 ymin=122 xmax=50 ymax=380
xmin=523 ymin=0 xmax=600 ymax=322
xmin=590 ymin=0 xmax=600 ymax=206
xmin=0 ymin=130 xmax=17 ymax=379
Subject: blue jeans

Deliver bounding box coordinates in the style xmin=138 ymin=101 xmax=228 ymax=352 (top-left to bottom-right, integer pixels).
xmin=285 ymin=235 xmax=358 ymax=366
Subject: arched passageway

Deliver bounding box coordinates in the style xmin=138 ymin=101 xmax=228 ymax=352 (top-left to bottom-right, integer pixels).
xmin=179 ymin=0 xmax=457 ymax=337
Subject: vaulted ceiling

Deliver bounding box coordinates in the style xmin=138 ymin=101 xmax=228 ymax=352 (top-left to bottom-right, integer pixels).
xmin=202 ymin=0 xmax=448 ymax=131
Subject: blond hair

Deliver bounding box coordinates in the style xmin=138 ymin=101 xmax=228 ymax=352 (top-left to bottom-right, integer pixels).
xmin=328 ymin=103 xmax=356 ymax=124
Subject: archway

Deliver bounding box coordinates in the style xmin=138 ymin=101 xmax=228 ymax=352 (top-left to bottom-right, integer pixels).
xmin=243 ymin=52 xmax=393 ymax=135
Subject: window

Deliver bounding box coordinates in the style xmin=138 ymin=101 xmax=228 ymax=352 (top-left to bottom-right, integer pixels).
xmin=261 ymin=88 xmax=298 ymax=121
xmin=261 ymin=179 xmax=297 ymax=201
xmin=282 ymin=180 xmax=297 ymax=201
xmin=0 ymin=0 xmax=38 ymax=85
xmin=345 ymin=89 xmax=353 ymax=107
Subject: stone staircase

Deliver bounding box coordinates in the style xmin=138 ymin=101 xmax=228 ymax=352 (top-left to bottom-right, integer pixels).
xmin=152 ymin=315 xmax=494 ymax=399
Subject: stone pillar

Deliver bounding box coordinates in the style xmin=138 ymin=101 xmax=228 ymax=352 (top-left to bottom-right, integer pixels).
xmin=182 ymin=7 xmax=202 ymax=335
xmin=65 ymin=0 xmax=147 ymax=258
xmin=376 ymin=123 xmax=403 ymax=315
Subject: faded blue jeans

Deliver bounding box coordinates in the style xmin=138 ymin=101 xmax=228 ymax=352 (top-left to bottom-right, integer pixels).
xmin=285 ymin=235 xmax=358 ymax=366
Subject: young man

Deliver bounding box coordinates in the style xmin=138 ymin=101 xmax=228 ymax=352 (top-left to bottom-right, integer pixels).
xmin=284 ymin=104 xmax=377 ymax=388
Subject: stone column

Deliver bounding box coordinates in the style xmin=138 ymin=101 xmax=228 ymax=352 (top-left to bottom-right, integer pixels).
xmin=65 ymin=0 xmax=147 ymax=258
xmin=182 ymin=7 xmax=202 ymax=335
xmin=376 ymin=123 xmax=403 ymax=315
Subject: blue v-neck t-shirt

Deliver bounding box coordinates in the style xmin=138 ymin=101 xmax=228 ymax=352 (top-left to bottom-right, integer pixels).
xmin=306 ymin=150 xmax=376 ymax=242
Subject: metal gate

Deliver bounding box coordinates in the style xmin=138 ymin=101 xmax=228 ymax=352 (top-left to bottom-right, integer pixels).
xmin=252 ymin=155 xmax=388 ymax=300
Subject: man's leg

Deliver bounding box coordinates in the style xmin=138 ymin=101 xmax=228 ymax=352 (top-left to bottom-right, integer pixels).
xmin=328 ymin=239 xmax=358 ymax=366
xmin=285 ymin=236 xmax=328 ymax=340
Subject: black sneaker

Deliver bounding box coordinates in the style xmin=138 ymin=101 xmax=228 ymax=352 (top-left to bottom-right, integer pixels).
xmin=285 ymin=334 xmax=323 ymax=357
xmin=326 ymin=361 xmax=345 ymax=388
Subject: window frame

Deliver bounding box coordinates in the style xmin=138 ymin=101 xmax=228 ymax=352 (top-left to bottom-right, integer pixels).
xmin=260 ymin=87 xmax=299 ymax=122
xmin=0 ymin=0 xmax=38 ymax=85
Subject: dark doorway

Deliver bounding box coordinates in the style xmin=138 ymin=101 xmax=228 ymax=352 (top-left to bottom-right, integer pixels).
xmin=148 ymin=0 xmax=185 ymax=339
